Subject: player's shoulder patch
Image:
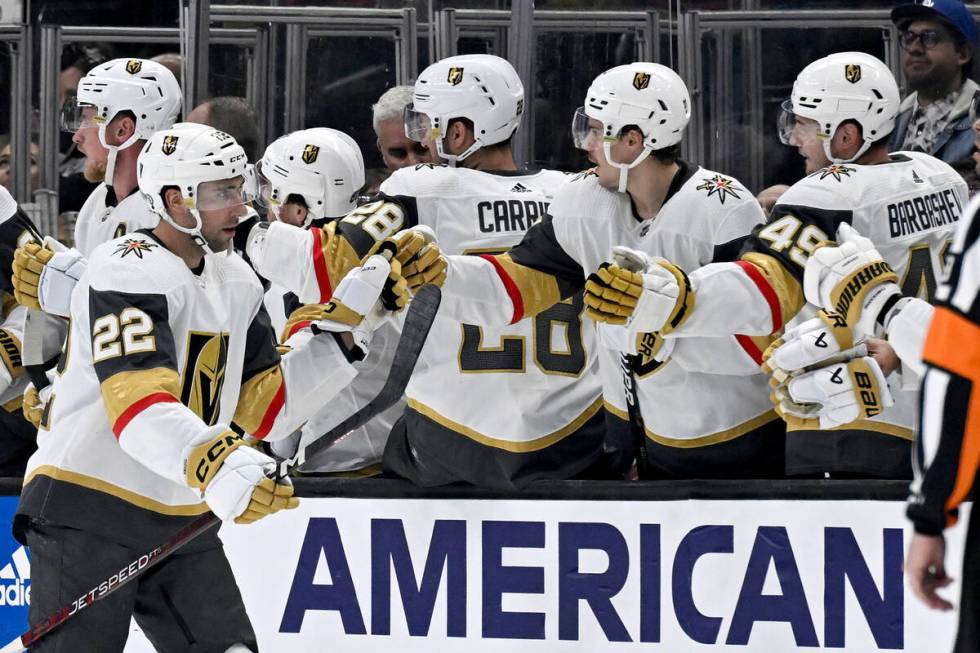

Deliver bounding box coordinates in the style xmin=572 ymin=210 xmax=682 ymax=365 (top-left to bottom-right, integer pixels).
xmin=807 ymin=163 xmax=856 ymax=183
xmin=692 ymin=171 xmax=746 ymax=205
xmin=111 ymin=236 xmax=159 ymax=260
xmin=570 ymin=168 xmax=599 ymax=183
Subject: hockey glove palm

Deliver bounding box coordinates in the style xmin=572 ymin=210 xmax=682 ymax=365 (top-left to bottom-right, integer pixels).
xmin=186 ymin=431 xmax=299 ymax=524
xmin=584 ymin=246 xmax=694 ymax=335
xmin=803 ymin=223 xmax=900 ymax=337
xmin=13 ymin=239 xmax=87 ymax=317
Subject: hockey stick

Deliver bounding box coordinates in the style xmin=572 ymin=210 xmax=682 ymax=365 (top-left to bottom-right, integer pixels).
xmin=0 ymin=284 xmax=441 ymax=652
xmin=278 ymin=283 xmax=441 ymax=475
xmin=0 ymin=511 xmax=220 ymax=653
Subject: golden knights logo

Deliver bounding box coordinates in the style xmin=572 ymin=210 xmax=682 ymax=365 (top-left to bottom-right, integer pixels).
xmin=845 ymin=64 xmax=861 ymax=84
xmin=161 ymin=135 xmax=179 ymax=156
xmin=695 ymin=174 xmax=744 ymax=204
xmin=112 ymin=238 xmax=158 ymax=259
xmin=817 ymin=164 xmax=854 ymax=182
xmin=633 ymin=72 xmax=651 ymax=91
xmin=180 ymin=332 xmax=229 ymax=426
xmin=447 ymin=66 xmax=464 ymax=86
xmin=302 ymin=144 xmax=320 ymax=164
xmin=125 ymin=59 xmax=143 ymax=75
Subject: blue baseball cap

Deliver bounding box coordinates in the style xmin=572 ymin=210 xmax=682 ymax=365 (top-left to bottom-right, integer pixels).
xmin=892 ymin=0 xmax=979 ymax=47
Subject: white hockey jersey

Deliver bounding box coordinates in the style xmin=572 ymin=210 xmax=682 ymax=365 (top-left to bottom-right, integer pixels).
xmin=73 ymin=183 xmax=159 ymax=256
xmin=251 ymin=164 xmax=609 ymax=488
xmin=17 ymin=230 xmax=358 ymax=546
xmin=440 ymin=163 xmax=782 ymax=477
xmin=675 ymin=152 xmax=968 ymax=476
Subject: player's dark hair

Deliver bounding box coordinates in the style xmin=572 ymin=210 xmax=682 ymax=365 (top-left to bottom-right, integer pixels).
xmin=619 ymin=124 xmax=680 ymax=164
xmin=199 ymin=96 xmax=262 ymax=162
xmin=447 ymin=117 xmax=514 ymax=155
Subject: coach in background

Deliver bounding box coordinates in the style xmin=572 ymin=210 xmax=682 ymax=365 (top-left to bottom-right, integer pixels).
xmin=372 ymin=85 xmax=433 ymax=172
xmin=890 ymin=0 xmax=978 ymax=176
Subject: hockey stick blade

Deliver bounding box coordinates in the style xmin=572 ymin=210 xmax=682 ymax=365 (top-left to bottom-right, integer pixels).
xmin=282 ymin=283 xmax=441 ymax=474
xmin=0 ymin=512 xmax=220 ymax=653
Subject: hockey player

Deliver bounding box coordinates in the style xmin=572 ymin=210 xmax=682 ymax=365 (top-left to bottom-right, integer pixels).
xmin=905 ymin=192 xmax=980 ymax=652
xmin=63 ymin=57 xmax=182 ymax=257
xmin=12 ymin=58 xmax=181 ymax=322
xmin=399 ymin=62 xmax=783 ymax=478
xmin=15 ymin=123 xmax=402 ymax=649
xmin=256 ymin=127 xmax=399 ymax=475
xmin=583 ymin=52 xmax=966 ymax=478
xmin=248 ymin=54 xmax=615 ymax=489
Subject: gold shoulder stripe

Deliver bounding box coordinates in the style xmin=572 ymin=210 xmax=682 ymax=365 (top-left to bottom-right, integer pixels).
xmin=100 ymin=367 xmax=180 ymax=430
xmin=407 ymin=396 xmax=603 ymax=453
xmin=492 ymin=253 xmax=563 ymax=320
xmin=740 ymin=253 xmax=804 ymax=332
xmin=313 ymin=222 xmax=367 ymax=303
xmin=234 ymin=364 xmax=285 ymax=438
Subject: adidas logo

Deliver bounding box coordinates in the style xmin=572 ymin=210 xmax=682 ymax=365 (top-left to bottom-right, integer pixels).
xmin=0 ymin=546 xmax=29 ymax=606
xmin=912 ymin=170 xmax=924 ymax=184
xmin=510 ymin=183 xmax=531 ymax=193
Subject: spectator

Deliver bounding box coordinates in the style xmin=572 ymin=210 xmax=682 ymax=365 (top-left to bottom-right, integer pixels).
xmin=151 ymin=52 xmax=183 ymax=88
xmin=187 ymin=96 xmax=262 ymax=161
xmin=372 ymin=85 xmax=432 ymax=171
xmin=890 ymin=0 xmax=979 ymax=175
xmin=0 ymin=140 xmax=39 ymax=196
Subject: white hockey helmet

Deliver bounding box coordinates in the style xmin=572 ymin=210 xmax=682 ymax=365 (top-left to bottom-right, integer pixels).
xmin=138 ymin=122 xmax=252 ymax=254
xmin=571 ymin=62 xmax=691 ymax=192
xmin=404 ymin=54 xmax=524 ymax=166
xmin=256 ymin=127 xmax=365 ymax=226
xmin=779 ymin=51 xmax=899 ymax=164
xmin=62 ymin=58 xmax=182 ymax=188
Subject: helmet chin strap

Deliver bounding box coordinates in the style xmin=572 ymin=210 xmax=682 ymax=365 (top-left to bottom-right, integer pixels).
xmin=821 ymin=126 xmax=873 ymax=165
xmin=434 ymin=132 xmax=481 ymax=168
xmin=602 ymin=141 xmax=653 ymax=193
xmin=103 ymin=146 xmax=119 ymax=192
xmin=162 ymin=208 xmax=217 ymax=256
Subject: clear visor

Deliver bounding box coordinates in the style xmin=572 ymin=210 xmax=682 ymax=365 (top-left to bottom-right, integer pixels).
xmin=969 ymin=92 xmax=980 ymax=127
xmin=403 ymin=104 xmax=432 ymax=142
xmin=60 ymin=98 xmax=103 ymax=133
xmin=571 ymin=107 xmax=605 ymax=150
xmin=195 ymin=170 xmax=257 ymax=212
xmin=777 ymin=99 xmax=822 ymax=146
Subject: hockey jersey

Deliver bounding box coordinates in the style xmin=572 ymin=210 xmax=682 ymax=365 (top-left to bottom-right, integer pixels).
xmin=16 ymin=230 xmax=359 ymax=547
xmin=252 ymin=164 xmax=609 ymax=488
xmin=73 ymin=183 xmax=159 ymax=256
xmin=675 ymin=152 xmax=968 ymax=476
xmin=440 ymin=163 xmax=783 ymax=477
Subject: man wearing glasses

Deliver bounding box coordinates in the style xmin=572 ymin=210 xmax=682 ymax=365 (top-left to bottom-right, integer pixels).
xmin=891 ymin=0 xmax=979 ymax=174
